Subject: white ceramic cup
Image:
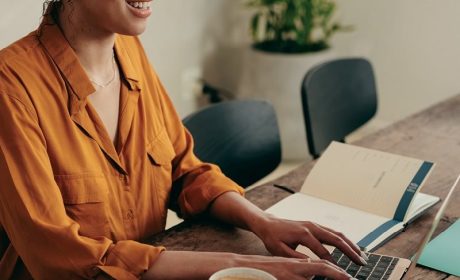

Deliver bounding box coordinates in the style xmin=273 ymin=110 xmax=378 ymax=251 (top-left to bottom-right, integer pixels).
xmin=209 ymin=267 xmax=277 ymax=280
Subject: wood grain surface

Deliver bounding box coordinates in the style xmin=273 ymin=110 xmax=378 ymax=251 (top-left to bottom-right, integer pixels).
xmin=147 ymin=95 xmax=460 ymax=279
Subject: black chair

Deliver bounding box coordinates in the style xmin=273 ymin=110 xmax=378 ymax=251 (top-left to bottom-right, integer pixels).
xmin=301 ymin=58 xmax=377 ymax=158
xmin=183 ymin=100 xmax=282 ymax=187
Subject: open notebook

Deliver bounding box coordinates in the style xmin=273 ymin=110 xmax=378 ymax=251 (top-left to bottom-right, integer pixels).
xmin=266 ymin=142 xmax=439 ymax=251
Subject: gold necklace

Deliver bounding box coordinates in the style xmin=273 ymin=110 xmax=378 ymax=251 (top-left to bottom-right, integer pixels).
xmin=90 ymin=55 xmax=117 ymax=88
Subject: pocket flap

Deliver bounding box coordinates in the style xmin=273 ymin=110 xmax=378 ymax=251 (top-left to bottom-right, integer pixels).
xmin=146 ymin=130 xmax=176 ymax=166
xmin=54 ymin=174 xmax=109 ymax=204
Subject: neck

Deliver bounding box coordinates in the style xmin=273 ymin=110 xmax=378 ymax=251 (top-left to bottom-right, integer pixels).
xmin=58 ymin=4 xmax=116 ymax=80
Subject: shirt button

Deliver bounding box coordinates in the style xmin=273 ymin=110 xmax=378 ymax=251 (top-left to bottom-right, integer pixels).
xmin=127 ymin=209 xmax=135 ymax=220
xmin=120 ymin=175 xmax=130 ymax=185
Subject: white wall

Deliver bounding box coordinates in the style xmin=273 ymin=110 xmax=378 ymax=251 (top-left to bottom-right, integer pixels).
xmin=142 ymin=0 xmax=252 ymax=116
xmin=3 ymin=1 xmax=460 ymax=124
xmin=334 ymin=0 xmax=460 ymax=125
xmin=0 ymin=2 xmax=44 ymax=47
xmin=202 ymin=0 xmax=460 ymax=128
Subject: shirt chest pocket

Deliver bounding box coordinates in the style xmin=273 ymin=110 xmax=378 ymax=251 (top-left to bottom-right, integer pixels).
xmin=146 ymin=129 xmax=176 ymax=219
xmin=54 ymin=174 xmax=111 ymax=238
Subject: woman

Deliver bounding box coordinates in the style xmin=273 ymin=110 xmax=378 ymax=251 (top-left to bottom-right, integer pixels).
xmin=0 ymin=1 xmax=366 ymax=279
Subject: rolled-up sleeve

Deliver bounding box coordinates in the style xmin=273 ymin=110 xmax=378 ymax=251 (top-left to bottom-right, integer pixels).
xmin=152 ymin=75 xmax=245 ymax=218
xmin=0 ymin=93 xmax=163 ymax=279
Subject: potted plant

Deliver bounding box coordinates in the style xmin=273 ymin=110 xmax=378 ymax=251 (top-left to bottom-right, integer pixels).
xmin=248 ymin=0 xmax=342 ymax=54
xmin=236 ymin=0 xmax=347 ymax=160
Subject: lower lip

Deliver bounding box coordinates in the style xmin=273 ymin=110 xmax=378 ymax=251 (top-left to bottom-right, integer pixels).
xmin=126 ymin=2 xmax=152 ymax=18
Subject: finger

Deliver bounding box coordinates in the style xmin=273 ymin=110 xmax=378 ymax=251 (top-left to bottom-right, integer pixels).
xmin=306 ymin=260 xmax=353 ymax=280
xmin=300 ymin=232 xmax=335 ymax=263
xmin=306 ymin=256 xmax=349 ymax=275
xmin=320 ymin=225 xmax=363 ymax=255
xmin=314 ymin=227 xmax=366 ymax=266
xmin=277 ymin=242 xmax=310 ymax=259
xmin=327 ymin=227 xmax=369 ymax=265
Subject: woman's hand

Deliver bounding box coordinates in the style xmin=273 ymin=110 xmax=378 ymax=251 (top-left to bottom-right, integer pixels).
xmin=255 ymin=256 xmax=355 ymax=280
xmin=252 ymin=215 xmax=367 ymax=266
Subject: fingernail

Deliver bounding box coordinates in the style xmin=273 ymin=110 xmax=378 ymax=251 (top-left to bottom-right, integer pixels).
xmin=349 ymin=278 xmax=358 ymax=280
xmin=359 ymin=257 xmax=368 ymax=266
xmin=360 ymin=251 xmax=369 ymax=261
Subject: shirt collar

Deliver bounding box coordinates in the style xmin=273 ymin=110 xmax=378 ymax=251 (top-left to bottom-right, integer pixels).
xmin=114 ymin=36 xmax=142 ymax=91
xmin=37 ymin=14 xmax=142 ymax=102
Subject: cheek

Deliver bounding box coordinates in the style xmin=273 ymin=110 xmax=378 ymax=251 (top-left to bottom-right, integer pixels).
xmin=82 ymin=0 xmax=149 ymax=36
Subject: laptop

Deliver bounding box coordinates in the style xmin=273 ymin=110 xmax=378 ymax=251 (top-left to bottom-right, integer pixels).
xmin=313 ymin=174 xmax=460 ymax=280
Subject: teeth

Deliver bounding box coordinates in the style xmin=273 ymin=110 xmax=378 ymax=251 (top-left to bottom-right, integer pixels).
xmin=128 ymin=1 xmax=151 ymax=10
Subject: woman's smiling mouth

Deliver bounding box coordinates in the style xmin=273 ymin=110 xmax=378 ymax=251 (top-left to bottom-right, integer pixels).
xmin=126 ymin=1 xmax=152 ymax=18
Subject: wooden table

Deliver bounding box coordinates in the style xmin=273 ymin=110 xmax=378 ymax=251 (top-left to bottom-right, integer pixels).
xmin=147 ymin=95 xmax=460 ymax=279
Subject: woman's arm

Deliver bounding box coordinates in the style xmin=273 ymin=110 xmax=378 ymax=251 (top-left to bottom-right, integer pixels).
xmin=143 ymin=251 xmax=354 ymax=280
xmin=208 ymin=192 xmax=367 ymax=265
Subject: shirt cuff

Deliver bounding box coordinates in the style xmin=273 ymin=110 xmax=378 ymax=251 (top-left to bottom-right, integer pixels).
xmin=179 ymin=165 xmax=245 ymax=217
xmin=97 ymin=240 xmax=165 ymax=280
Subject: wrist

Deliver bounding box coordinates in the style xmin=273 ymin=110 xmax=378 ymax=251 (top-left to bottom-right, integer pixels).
xmin=210 ymin=192 xmax=275 ymax=236
xmin=246 ymin=212 xmax=276 ymax=239
xmin=231 ymin=254 xmax=282 ymax=275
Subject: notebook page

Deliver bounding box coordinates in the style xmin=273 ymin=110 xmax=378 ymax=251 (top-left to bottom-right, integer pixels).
xmin=405 ymin=192 xmax=440 ymax=222
xmin=301 ymin=142 xmax=433 ymax=220
xmin=265 ymin=193 xmax=389 ymax=244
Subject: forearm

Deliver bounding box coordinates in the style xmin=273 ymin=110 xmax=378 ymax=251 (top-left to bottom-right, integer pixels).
xmin=208 ymin=191 xmax=271 ymax=236
xmin=142 ymin=250 xmax=353 ymax=280
xmin=142 ymin=251 xmax=237 ymax=280
xmin=144 ymin=251 xmax=278 ymax=280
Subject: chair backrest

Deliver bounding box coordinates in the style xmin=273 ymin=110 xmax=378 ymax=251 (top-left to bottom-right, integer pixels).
xmin=301 ymin=58 xmax=377 ymax=158
xmin=183 ymin=100 xmax=282 ymax=187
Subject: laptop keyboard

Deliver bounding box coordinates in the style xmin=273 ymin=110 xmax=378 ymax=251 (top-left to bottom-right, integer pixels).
xmin=313 ymin=248 xmax=399 ymax=280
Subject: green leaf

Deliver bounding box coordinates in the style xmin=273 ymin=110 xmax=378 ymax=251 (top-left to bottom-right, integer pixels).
xmin=250 ymin=14 xmax=261 ymax=40
xmin=246 ymin=0 xmax=347 ymax=53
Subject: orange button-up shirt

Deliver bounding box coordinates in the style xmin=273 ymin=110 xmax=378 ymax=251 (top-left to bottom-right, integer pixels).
xmin=0 ymin=15 xmax=243 ymax=280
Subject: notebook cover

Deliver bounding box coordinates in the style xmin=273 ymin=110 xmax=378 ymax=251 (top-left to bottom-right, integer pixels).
xmin=417 ymin=219 xmax=460 ymax=276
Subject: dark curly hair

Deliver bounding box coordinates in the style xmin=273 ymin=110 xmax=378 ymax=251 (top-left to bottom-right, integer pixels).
xmin=42 ymin=0 xmax=73 ymax=24
xmin=43 ymin=0 xmax=61 ymax=16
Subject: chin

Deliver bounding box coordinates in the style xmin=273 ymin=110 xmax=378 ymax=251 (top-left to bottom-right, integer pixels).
xmin=118 ymin=24 xmax=147 ymax=36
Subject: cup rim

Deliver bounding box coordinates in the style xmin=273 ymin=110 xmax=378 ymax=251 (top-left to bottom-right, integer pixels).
xmin=209 ymin=267 xmax=277 ymax=280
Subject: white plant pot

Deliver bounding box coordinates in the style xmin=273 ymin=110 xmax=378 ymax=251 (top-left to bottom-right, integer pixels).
xmin=237 ymin=47 xmax=336 ymax=160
